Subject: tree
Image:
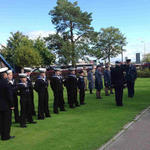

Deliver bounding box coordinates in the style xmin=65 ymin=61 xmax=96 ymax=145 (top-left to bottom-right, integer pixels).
xmin=1 ymin=31 xmax=34 ymax=66
xmin=14 ymin=45 xmax=42 ymax=67
xmin=93 ymin=27 xmax=127 ymax=63
xmin=48 ymin=0 xmax=97 ymax=66
xmin=33 ymin=37 xmax=56 ymax=66
xmin=142 ymin=53 xmax=150 ymax=62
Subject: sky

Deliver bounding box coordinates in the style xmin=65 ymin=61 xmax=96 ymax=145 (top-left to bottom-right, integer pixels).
xmin=0 ymin=0 xmax=150 ymax=62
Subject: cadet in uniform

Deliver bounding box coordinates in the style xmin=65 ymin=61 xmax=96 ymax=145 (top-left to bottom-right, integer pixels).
xmin=104 ymin=66 xmax=113 ymax=96
xmin=16 ymin=73 xmax=36 ymax=128
xmin=50 ymin=68 xmax=65 ymax=114
xmin=34 ymin=68 xmax=50 ymax=120
xmin=111 ymin=61 xmax=125 ymax=106
xmin=0 ymin=67 xmax=15 ymax=140
xmin=7 ymin=70 xmax=20 ymax=123
xmin=24 ymin=67 xmax=36 ymax=116
xmin=125 ymin=59 xmax=137 ymax=98
xmin=87 ymin=68 xmax=94 ymax=94
xmin=77 ymin=70 xmax=86 ymax=105
xmin=64 ymin=68 xmax=79 ymax=108
xmin=95 ymin=65 xmax=103 ymax=99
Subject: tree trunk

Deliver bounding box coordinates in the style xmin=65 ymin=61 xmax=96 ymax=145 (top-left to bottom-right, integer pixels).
xmin=70 ymin=21 xmax=76 ymax=67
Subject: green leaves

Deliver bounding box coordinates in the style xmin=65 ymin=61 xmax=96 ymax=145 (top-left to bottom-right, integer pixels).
xmin=48 ymin=0 xmax=96 ymax=66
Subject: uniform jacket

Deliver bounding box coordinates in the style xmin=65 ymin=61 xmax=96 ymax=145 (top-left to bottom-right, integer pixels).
xmin=0 ymin=78 xmax=14 ymax=111
xmin=87 ymin=71 xmax=94 ymax=89
xmin=125 ymin=64 xmax=137 ymax=82
xmin=50 ymin=75 xmax=63 ymax=92
xmin=104 ymin=70 xmax=111 ymax=87
xmin=77 ymin=76 xmax=85 ymax=89
xmin=95 ymin=70 xmax=103 ymax=90
xmin=111 ymin=65 xmax=125 ymax=87
xmin=34 ymin=76 xmax=48 ymax=93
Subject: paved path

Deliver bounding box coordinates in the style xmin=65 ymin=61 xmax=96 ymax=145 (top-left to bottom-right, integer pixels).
xmin=99 ymin=108 xmax=150 ymax=150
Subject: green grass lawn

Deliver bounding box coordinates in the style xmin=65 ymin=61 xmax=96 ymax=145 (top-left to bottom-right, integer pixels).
xmin=0 ymin=78 xmax=150 ymax=150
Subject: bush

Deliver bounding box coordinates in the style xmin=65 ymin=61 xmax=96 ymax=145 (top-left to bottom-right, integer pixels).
xmin=137 ymin=68 xmax=150 ymax=77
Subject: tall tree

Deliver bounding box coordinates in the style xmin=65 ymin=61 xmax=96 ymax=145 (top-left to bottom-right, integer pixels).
xmin=48 ymin=0 xmax=97 ymax=66
xmin=93 ymin=27 xmax=127 ymax=63
xmin=34 ymin=37 xmax=56 ymax=66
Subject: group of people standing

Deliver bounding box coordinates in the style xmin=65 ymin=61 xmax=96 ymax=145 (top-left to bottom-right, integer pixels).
xmin=0 ymin=67 xmax=86 ymax=141
xmin=0 ymin=59 xmax=137 ymax=141
xmin=87 ymin=59 xmax=137 ymax=106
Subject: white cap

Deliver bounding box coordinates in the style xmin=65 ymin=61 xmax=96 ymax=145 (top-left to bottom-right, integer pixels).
xmin=19 ymin=73 xmax=27 ymax=78
xmin=0 ymin=67 xmax=8 ymax=73
xmin=24 ymin=67 xmax=32 ymax=72
xmin=39 ymin=68 xmax=46 ymax=73
xmin=7 ymin=70 xmax=13 ymax=74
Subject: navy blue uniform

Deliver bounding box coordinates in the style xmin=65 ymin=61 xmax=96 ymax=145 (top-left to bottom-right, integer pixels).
xmin=111 ymin=65 xmax=125 ymax=106
xmin=34 ymin=76 xmax=50 ymax=119
xmin=16 ymin=82 xmax=33 ymax=127
xmin=8 ymin=79 xmax=19 ymax=123
xmin=125 ymin=64 xmax=137 ymax=98
xmin=50 ymin=75 xmax=65 ymax=113
xmin=64 ymin=74 xmax=79 ymax=108
xmin=27 ymin=77 xmax=36 ymax=116
xmin=78 ymin=76 xmax=85 ymax=105
xmin=0 ymin=78 xmax=13 ymax=140
xmin=87 ymin=70 xmax=94 ymax=94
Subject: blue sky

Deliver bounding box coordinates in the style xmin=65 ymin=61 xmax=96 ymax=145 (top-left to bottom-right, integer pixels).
xmin=0 ymin=0 xmax=150 ymax=61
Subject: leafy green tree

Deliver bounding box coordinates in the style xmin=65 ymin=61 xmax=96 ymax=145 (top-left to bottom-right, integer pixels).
xmin=14 ymin=45 xmax=42 ymax=67
xmin=93 ymin=26 xmax=127 ymax=62
xmin=33 ymin=37 xmax=56 ymax=66
xmin=1 ymin=31 xmax=34 ymax=66
xmin=142 ymin=53 xmax=150 ymax=62
xmin=48 ymin=0 xmax=97 ymax=66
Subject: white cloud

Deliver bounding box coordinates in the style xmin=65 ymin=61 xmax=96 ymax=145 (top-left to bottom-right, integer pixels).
xmin=25 ymin=30 xmax=55 ymax=40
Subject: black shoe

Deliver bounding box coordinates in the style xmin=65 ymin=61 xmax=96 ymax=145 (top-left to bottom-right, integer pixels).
xmin=38 ymin=117 xmax=44 ymax=120
xmin=20 ymin=125 xmax=27 ymax=128
xmin=45 ymin=114 xmax=51 ymax=118
xmin=75 ymin=104 xmax=80 ymax=107
xmin=80 ymin=103 xmax=86 ymax=105
xmin=54 ymin=111 xmax=59 ymax=114
xmin=2 ymin=136 xmax=15 ymax=141
xmin=29 ymin=121 xmax=37 ymax=124
xmin=60 ymin=108 xmax=66 ymax=111
xmin=70 ymin=106 xmax=75 ymax=109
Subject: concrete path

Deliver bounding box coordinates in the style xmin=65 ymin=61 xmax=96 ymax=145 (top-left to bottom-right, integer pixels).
xmin=99 ymin=107 xmax=150 ymax=150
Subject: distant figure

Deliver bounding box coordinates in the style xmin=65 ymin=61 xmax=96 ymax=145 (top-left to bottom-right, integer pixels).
xmin=104 ymin=66 xmax=113 ymax=96
xmin=83 ymin=67 xmax=88 ymax=90
xmin=95 ymin=66 xmax=103 ymax=99
xmin=111 ymin=61 xmax=125 ymax=106
xmin=78 ymin=70 xmax=86 ymax=105
xmin=125 ymin=59 xmax=137 ymax=98
xmin=87 ymin=68 xmax=94 ymax=94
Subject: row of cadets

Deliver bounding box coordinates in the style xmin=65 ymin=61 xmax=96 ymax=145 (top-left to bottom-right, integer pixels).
xmin=34 ymin=68 xmax=51 ymax=120
xmin=50 ymin=68 xmax=65 ymax=114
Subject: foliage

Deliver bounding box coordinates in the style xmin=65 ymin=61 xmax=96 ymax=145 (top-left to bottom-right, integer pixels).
xmin=33 ymin=38 xmax=56 ymax=66
xmin=137 ymin=68 xmax=150 ymax=77
xmin=142 ymin=53 xmax=150 ymax=62
xmin=14 ymin=45 xmax=42 ymax=67
xmin=48 ymin=0 xmax=97 ymax=66
xmin=92 ymin=26 xmax=127 ymax=62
